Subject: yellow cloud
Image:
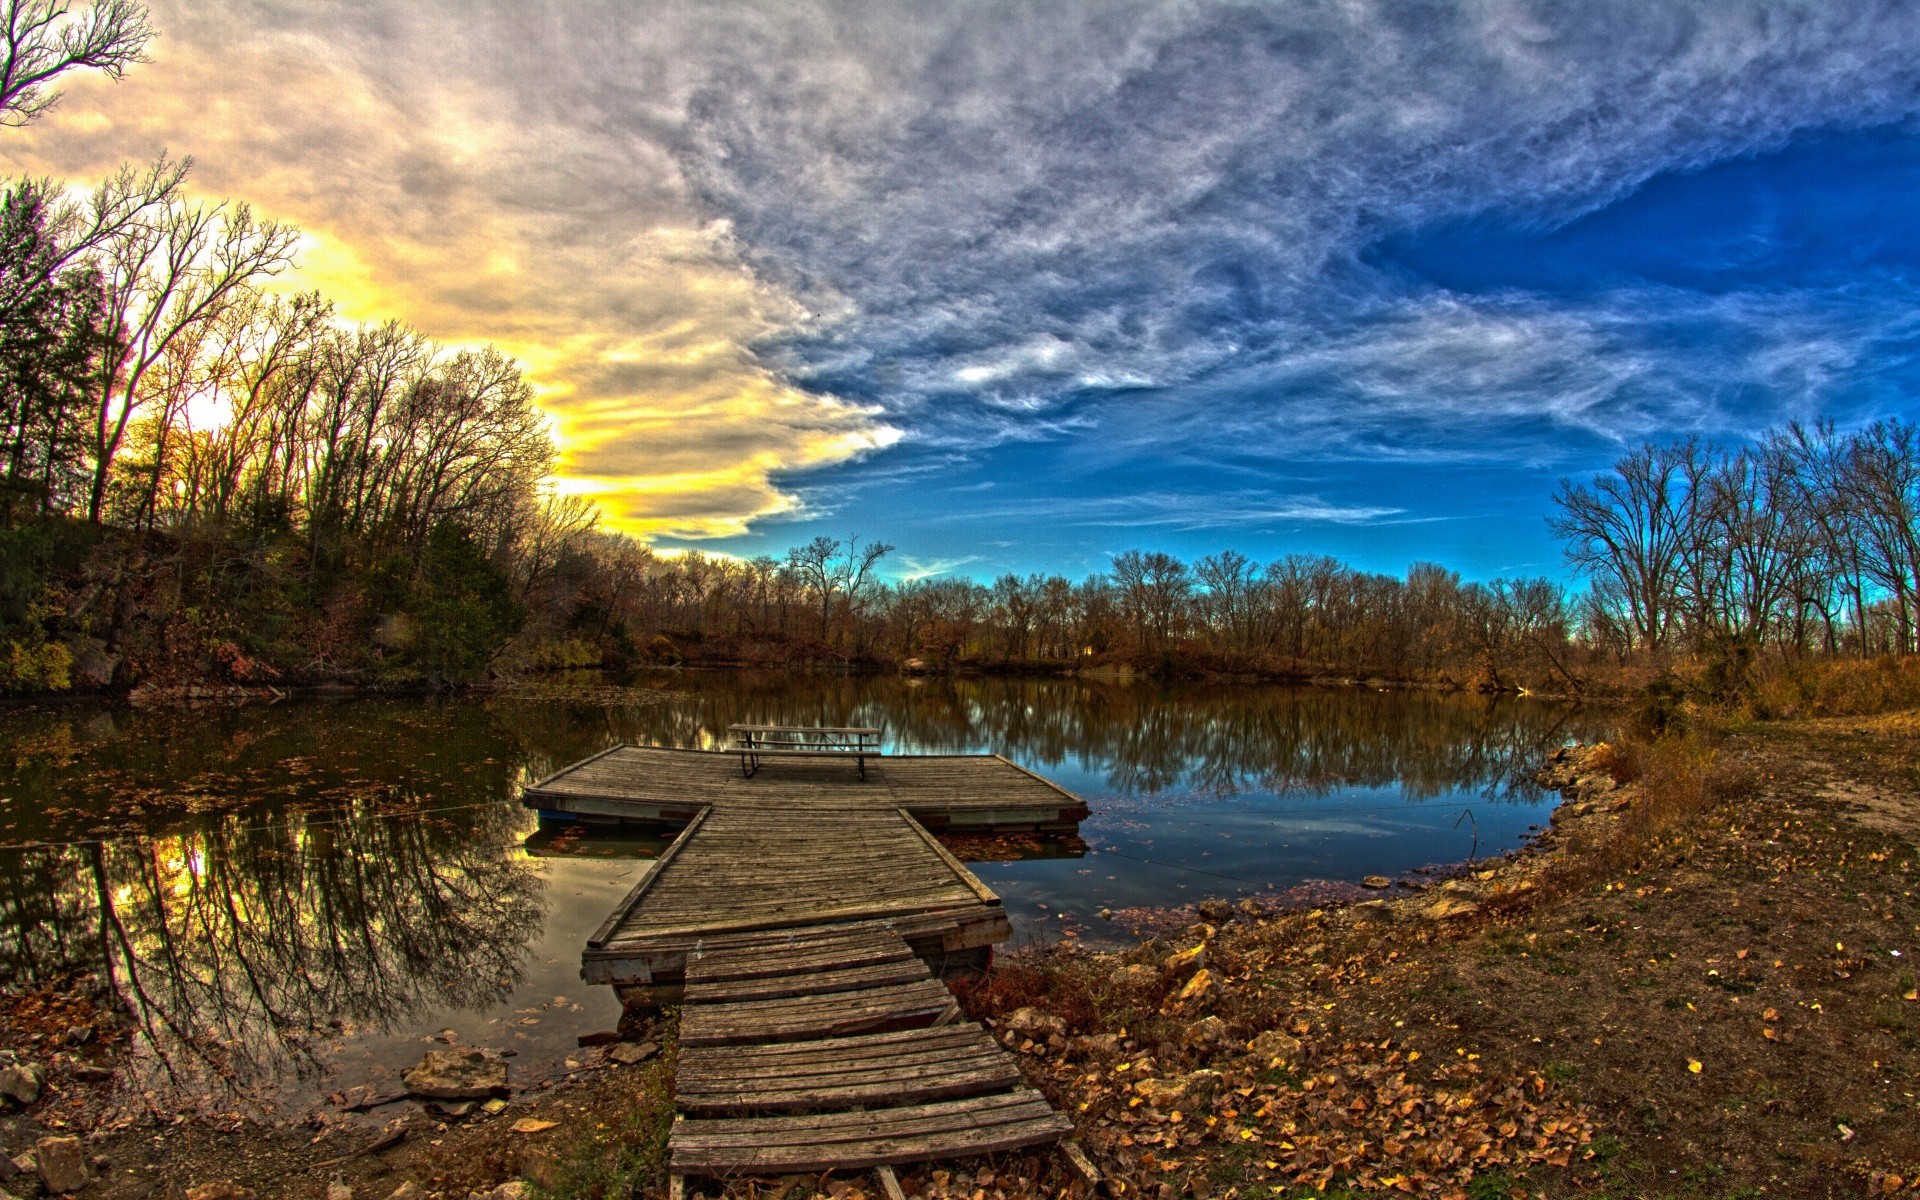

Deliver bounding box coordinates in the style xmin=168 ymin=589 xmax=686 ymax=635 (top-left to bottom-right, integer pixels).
xmin=0 ymin=9 xmax=895 ymax=541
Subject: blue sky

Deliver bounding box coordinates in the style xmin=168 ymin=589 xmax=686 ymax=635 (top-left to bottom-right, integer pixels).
xmin=17 ymin=2 xmax=1920 ymax=578
xmin=682 ymin=114 xmax=1920 ymax=581
xmin=697 ymin=119 xmax=1920 ymax=582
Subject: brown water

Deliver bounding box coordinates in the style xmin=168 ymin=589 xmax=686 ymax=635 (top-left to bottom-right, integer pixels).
xmin=0 ymin=672 xmax=1610 ymax=1126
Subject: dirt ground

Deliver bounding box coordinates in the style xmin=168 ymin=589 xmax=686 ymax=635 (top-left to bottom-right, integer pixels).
xmin=2 ymin=715 xmax=1917 ymax=1200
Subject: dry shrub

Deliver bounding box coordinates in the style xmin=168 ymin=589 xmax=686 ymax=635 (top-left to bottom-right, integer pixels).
xmin=1564 ymin=734 xmax=1756 ymax=879
xmin=1752 ymin=655 xmax=1920 ymax=719
xmin=1587 ymin=741 xmax=1643 ymax=785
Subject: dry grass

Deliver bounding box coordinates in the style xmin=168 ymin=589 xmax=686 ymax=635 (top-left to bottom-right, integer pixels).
xmin=1752 ymin=654 xmax=1920 ymax=719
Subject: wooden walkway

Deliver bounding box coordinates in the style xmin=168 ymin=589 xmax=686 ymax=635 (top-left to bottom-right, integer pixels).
xmin=523 ymin=744 xmax=1093 ymax=1183
xmin=668 ymin=921 xmax=1072 ymax=1179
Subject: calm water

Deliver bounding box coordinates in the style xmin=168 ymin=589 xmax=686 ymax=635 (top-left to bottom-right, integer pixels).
xmin=0 ymin=673 xmax=1609 ymax=1121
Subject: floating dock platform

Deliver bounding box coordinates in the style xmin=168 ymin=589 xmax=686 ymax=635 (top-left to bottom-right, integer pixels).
xmin=525 ymin=743 xmax=1095 ymax=1186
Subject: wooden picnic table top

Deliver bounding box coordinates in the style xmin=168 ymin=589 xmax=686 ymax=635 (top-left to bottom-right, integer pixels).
xmin=725 ymin=724 xmax=881 ymax=734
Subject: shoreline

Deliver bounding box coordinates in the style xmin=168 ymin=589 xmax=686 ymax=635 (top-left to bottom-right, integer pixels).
xmin=10 ymin=717 xmax=1913 ymax=1198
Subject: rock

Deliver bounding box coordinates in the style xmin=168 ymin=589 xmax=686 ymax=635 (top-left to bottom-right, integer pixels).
xmin=1162 ymin=944 xmax=1206 ymax=976
xmin=1234 ymin=897 xmax=1263 ymax=919
xmin=0 ymin=1149 xmax=16 ymax=1182
xmin=1360 ymin=875 xmax=1392 ymax=889
xmin=575 ymin=1030 xmax=621 ymax=1047
xmin=403 ymin=1048 xmax=508 ymax=1100
xmin=1195 ymin=898 xmax=1234 ymax=924
xmin=185 ymin=1184 xmax=257 ymax=1200
xmin=1068 ymin=1033 xmax=1124 ymax=1058
xmin=1134 ymin=1070 xmax=1225 ymax=1113
xmin=1349 ymin=900 xmax=1394 ymax=925
xmin=1182 ymin=1016 xmax=1229 ymax=1050
xmin=388 ymin=1184 xmax=424 ymax=1200
xmin=428 ymin=1099 xmax=477 ymax=1119
xmin=1169 ymin=968 xmax=1221 ymax=1008
xmin=487 ymin=1184 xmax=528 ymax=1200
xmin=34 ymin=1138 xmax=85 ymax=1195
xmin=1097 ymin=908 xmax=1114 ymax=920
xmin=607 ymin=1040 xmax=658 ymax=1066
xmin=998 ymin=1008 xmax=1067 ymax=1039
xmin=1415 ymin=894 xmax=1482 ymax=922
xmin=1116 ymin=963 xmax=1161 ymax=990
xmin=0 ymin=1065 xmax=42 ymax=1105
xmin=1246 ymin=1030 xmax=1301 ymax=1064
xmin=327 ymin=1182 xmax=354 ymax=1200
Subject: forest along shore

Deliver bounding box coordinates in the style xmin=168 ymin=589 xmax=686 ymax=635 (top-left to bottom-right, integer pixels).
xmin=1 ymin=717 xmax=1915 ymax=1199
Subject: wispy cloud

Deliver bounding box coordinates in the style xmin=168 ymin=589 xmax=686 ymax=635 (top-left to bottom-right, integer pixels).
xmin=891 ymin=555 xmax=983 ymax=582
xmin=8 ymin=1 xmax=1918 ymax=545
xmin=944 ymin=491 xmax=1404 ymax=532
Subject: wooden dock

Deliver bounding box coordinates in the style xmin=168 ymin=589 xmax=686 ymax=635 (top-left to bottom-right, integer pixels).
xmin=522 ymin=744 xmax=1091 ymax=1184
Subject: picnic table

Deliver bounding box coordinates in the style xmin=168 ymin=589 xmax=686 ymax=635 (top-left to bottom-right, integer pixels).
xmin=726 ymin=724 xmax=882 ymax=779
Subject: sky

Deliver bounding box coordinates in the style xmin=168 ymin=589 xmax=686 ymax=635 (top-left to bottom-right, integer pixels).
xmin=6 ymin=1 xmax=1920 ymax=583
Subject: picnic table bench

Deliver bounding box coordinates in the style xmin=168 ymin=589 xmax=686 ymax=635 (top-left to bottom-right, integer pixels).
xmin=726 ymin=725 xmax=882 ymax=779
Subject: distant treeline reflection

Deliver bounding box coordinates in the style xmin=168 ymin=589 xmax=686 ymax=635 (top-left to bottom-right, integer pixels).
xmin=496 ymin=673 xmax=1612 ymax=801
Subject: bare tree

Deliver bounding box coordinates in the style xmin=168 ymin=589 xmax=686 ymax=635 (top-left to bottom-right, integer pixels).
xmin=0 ymin=0 xmax=149 ymax=127
xmin=86 ymin=194 xmax=297 ymax=521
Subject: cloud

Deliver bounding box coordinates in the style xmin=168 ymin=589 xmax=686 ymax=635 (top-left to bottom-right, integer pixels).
xmin=663 ymin=1 xmax=1920 ymax=442
xmin=7 ymin=0 xmax=1919 ymax=544
xmin=0 ymin=0 xmax=900 ymax=539
xmin=947 ymin=490 xmax=1404 ymax=532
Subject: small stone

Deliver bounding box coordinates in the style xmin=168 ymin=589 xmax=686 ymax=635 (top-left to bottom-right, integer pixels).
xmin=1068 ymin=1033 xmax=1124 ymax=1057
xmin=607 ymin=1041 xmax=658 ymax=1066
xmin=184 ymin=1183 xmax=257 ymax=1200
xmin=1349 ymin=899 xmax=1394 ymax=925
xmin=1194 ymin=898 xmax=1233 ymax=924
xmin=1234 ymin=897 xmax=1263 ymax=919
xmin=1417 ymin=894 xmax=1481 ymax=922
xmin=1360 ymin=875 xmax=1392 ymax=889
xmin=1246 ymin=1029 xmax=1301 ymax=1063
xmin=998 ymin=1008 xmax=1067 ymax=1039
xmin=1162 ymin=944 xmax=1206 ymax=976
xmin=1182 ymin=1016 xmax=1229 ymax=1050
xmin=488 ymin=1185 xmax=528 ymax=1200
xmin=428 ymin=1100 xmax=477 ymax=1119
xmin=328 ymin=1183 xmax=354 ymax=1200
xmin=1097 ymin=908 xmax=1114 ymax=920
xmin=388 ymin=1184 xmax=424 ymax=1200
xmin=403 ymin=1048 xmax=508 ymax=1100
xmin=35 ymin=1137 xmax=86 ymax=1194
xmin=0 ymin=1065 xmax=42 ymax=1106
xmin=1169 ymin=967 xmax=1221 ymax=1008
xmin=1134 ymin=1069 xmax=1225 ymax=1113
xmin=0 ymin=1147 xmax=17 ymax=1182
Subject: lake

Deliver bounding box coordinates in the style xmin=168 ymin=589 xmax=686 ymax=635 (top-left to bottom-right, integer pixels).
xmin=0 ymin=672 xmax=1610 ymax=1124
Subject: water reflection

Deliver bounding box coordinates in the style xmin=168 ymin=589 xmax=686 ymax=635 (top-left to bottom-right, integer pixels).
xmin=0 ymin=676 xmax=1610 ymax=1113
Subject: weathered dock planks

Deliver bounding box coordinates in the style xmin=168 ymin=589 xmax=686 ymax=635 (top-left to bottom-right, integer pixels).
xmin=668 ymin=924 xmax=1073 ymax=1181
xmin=529 ymin=741 xmax=1089 ymax=1182
xmin=525 ymin=744 xmax=1090 ymax=832
xmin=525 ymin=746 xmax=1087 ymax=991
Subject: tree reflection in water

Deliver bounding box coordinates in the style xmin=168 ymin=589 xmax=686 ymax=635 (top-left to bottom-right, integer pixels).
xmin=492 ymin=673 xmax=1607 ymax=803
xmin=0 ymin=702 xmax=545 ymax=1111
xmin=0 ymin=676 xmax=1609 ymax=1109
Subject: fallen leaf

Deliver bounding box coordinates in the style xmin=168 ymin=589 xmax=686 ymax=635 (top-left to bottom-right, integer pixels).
xmin=1687 ymin=1059 xmax=1703 ymax=1074
xmin=510 ymin=1118 xmax=558 ymax=1134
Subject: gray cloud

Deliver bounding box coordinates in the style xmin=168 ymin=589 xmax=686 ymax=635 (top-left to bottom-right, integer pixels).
xmin=16 ymin=0 xmax=1919 ymax=538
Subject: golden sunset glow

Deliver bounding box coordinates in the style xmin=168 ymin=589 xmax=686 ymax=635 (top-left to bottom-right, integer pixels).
xmin=0 ymin=17 xmax=895 ymax=540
